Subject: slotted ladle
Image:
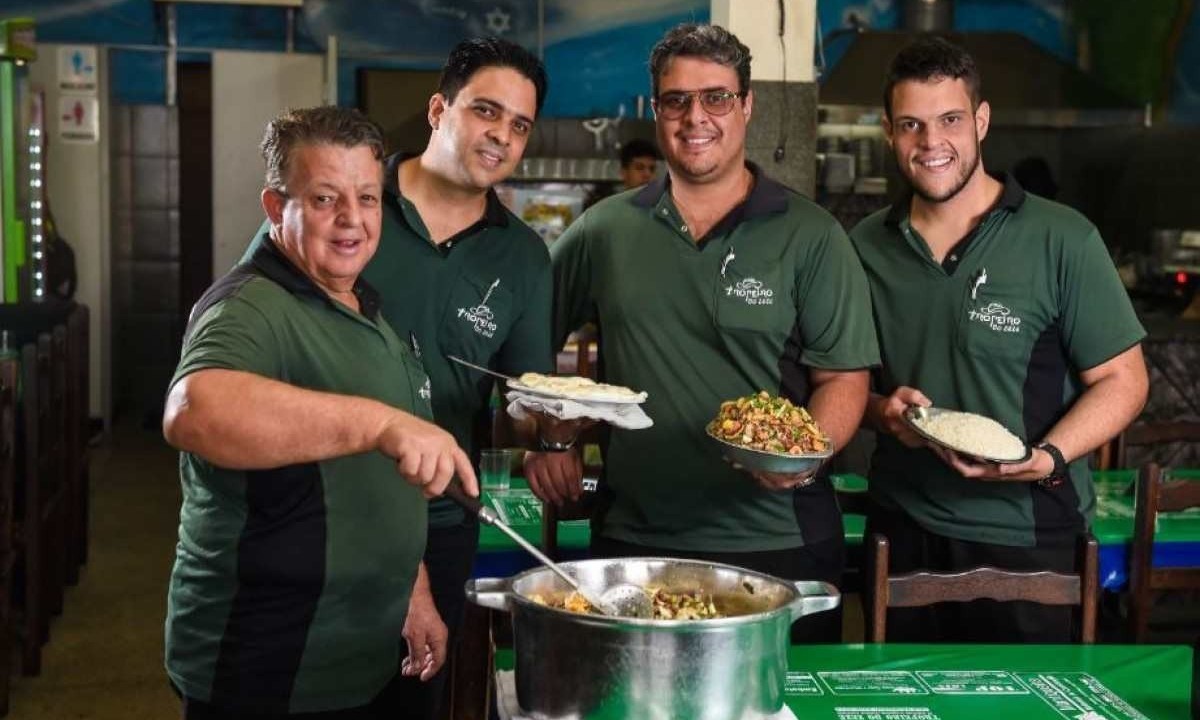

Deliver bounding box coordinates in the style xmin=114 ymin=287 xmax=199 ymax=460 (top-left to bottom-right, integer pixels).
xmin=444 ymin=482 xmax=651 ymax=618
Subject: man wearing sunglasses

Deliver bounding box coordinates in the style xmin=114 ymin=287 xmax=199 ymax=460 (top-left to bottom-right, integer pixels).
xmin=524 ymin=23 xmax=878 ymax=642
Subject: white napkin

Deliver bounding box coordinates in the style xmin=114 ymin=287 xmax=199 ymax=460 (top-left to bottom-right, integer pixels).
xmin=505 ymin=390 xmax=653 ymax=430
xmin=495 ymin=670 xmax=798 ymax=720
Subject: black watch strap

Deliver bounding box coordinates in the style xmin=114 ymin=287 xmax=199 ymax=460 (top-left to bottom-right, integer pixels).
xmin=1034 ymin=441 xmax=1068 ymax=487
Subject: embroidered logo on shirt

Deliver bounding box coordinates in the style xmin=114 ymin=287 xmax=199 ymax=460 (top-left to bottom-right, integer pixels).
xmin=419 ymin=378 xmax=432 ymax=401
xmin=725 ymin=277 xmax=775 ymax=306
xmin=456 ymin=278 xmax=500 ymax=339
xmin=968 ymin=301 xmax=1022 ymax=334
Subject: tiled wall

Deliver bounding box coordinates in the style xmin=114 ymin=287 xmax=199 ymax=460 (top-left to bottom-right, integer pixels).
xmin=110 ymin=104 xmax=182 ymax=423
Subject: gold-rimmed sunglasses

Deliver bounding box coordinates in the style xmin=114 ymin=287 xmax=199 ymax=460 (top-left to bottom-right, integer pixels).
xmin=653 ymin=89 xmax=745 ymax=120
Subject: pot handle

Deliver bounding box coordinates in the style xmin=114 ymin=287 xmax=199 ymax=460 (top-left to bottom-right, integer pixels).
xmin=788 ymin=580 xmax=841 ymax=621
xmin=465 ymin=576 xmax=512 ymax=612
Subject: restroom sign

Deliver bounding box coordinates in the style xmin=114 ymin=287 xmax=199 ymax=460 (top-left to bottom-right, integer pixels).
xmin=58 ymin=96 xmax=99 ymax=143
xmin=58 ymin=45 xmax=98 ymax=92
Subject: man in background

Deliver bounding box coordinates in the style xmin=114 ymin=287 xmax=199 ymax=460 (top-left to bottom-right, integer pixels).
xmin=618 ymin=137 xmax=661 ymax=189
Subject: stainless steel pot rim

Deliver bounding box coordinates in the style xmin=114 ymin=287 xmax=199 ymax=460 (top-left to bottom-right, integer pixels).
xmin=503 ymin=556 xmax=807 ymax=627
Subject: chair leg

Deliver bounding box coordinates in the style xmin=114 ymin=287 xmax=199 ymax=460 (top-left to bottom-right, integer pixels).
xmin=78 ymin=467 xmax=90 ymax=566
xmin=0 ymin=566 xmax=11 ymax=715
xmin=23 ymin=536 xmax=42 ymax=676
xmin=451 ymin=603 xmax=495 ymax=720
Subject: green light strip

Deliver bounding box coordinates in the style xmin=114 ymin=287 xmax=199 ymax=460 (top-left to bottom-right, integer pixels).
xmin=1 ymin=61 xmax=19 ymax=302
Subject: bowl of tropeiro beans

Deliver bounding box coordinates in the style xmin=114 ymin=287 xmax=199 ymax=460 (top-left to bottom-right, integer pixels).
xmin=706 ymin=391 xmax=833 ymax=474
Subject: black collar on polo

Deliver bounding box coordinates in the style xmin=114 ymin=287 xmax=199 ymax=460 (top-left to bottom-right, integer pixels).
xmin=251 ymin=232 xmax=382 ymax=319
xmin=884 ymin=171 xmax=1026 ymax=227
xmin=632 ymin=162 xmax=790 ymax=244
xmin=383 ymin=152 xmax=509 ymax=229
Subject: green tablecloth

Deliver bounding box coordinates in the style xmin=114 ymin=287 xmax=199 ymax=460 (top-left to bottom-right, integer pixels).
xmin=478 ymin=475 xmax=868 ymax=553
xmin=495 ymin=643 xmax=1194 ymax=719
xmin=480 ymin=471 xmax=1200 ymax=553
xmin=1092 ymin=469 xmax=1200 ymax=544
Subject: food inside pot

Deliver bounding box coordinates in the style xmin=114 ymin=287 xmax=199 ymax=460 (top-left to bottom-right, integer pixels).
xmin=708 ymin=391 xmax=828 ymax=455
xmin=528 ymin=586 xmax=758 ymax=620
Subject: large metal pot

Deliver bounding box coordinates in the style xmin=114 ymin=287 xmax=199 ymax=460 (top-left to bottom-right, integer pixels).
xmin=466 ymin=557 xmax=840 ymax=720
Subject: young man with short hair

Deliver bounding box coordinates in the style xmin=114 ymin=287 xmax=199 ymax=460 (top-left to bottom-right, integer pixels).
xmin=852 ymin=36 xmax=1148 ymax=642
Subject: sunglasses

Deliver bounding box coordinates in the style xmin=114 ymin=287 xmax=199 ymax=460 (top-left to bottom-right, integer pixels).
xmin=653 ymin=89 xmax=745 ymax=120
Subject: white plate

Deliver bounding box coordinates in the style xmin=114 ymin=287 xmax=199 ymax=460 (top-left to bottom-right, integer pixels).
xmin=506 ymin=380 xmax=648 ymax=405
xmin=902 ymin=406 xmax=1032 ymax=465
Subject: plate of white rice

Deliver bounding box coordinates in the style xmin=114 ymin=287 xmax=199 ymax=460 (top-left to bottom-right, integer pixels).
xmin=902 ymin=406 xmax=1031 ymax=464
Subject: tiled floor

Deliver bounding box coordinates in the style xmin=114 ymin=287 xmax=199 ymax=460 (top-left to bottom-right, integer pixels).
xmin=8 ymin=422 xmax=180 ymax=719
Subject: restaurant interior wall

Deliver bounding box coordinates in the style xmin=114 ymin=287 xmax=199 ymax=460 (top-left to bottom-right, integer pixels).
xmin=8 ymin=0 xmax=1200 ymax=421
xmin=27 ymin=43 xmax=112 ymax=429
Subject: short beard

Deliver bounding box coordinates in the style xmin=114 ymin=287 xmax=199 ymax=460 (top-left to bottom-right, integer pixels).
xmin=909 ymin=143 xmax=980 ymax=203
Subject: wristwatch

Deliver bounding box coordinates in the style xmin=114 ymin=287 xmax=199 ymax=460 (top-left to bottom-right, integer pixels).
xmin=538 ymin=436 xmax=576 ymax=452
xmin=1034 ymin=441 xmax=1068 ymax=487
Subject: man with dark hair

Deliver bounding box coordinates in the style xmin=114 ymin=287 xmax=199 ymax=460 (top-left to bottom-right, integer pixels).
xmin=435 ymin=36 xmax=548 ymax=117
xmin=164 ymin=105 xmax=479 ymax=718
xmin=243 ymin=38 xmax=555 ymax=718
xmin=618 ymin=138 xmax=661 ymax=189
xmin=525 ymin=23 xmax=879 ymax=642
xmin=851 ymin=35 xmax=1148 ymax=642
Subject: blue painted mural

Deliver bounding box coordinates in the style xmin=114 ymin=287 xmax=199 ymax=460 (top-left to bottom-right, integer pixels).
xmin=1171 ymin=4 xmax=1200 ymax=123
xmin=2 ymin=0 xmax=1196 ymax=123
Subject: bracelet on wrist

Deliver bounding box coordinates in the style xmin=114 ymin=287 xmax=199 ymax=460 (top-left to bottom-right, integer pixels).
xmin=538 ymin=436 xmax=575 ymax=452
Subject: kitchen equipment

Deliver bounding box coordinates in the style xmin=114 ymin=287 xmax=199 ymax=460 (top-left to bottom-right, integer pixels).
xmin=903 ymin=405 xmax=1032 ymax=464
xmin=443 ymin=483 xmax=650 ymax=618
xmin=467 ymin=558 xmax=840 ymax=720
xmin=706 ymin=429 xmax=834 ymax=474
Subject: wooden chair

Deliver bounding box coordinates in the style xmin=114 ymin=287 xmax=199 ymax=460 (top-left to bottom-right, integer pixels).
xmin=64 ymin=305 xmax=90 ymax=582
xmin=868 ymin=532 xmax=1099 ymax=643
xmin=0 ymin=358 xmax=18 ymax=713
xmin=1113 ymin=421 xmax=1200 ymax=469
xmin=16 ymin=337 xmax=49 ymax=674
xmin=14 ymin=333 xmax=69 ymax=676
xmin=1128 ymin=463 xmax=1200 ymax=643
xmin=47 ymin=327 xmax=69 ymax=616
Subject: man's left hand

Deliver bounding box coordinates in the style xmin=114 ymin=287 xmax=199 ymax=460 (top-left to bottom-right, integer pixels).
xmin=400 ymin=583 xmax=447 ymax=682
xmin=930 ymin=444 xmax=1056 ymax=482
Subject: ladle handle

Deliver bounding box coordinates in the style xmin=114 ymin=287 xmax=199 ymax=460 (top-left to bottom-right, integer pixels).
xmin=443 ymin=481 xmax=584 ymax=594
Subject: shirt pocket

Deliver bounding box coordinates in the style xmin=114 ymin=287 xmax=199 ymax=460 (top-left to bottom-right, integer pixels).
xmin=439 ymin=271 xmax=513 ymax=363
xmin=713 ymin=262 xmax=789 ymax=334
xmin=956 ymin=280 xmax=1038 ymax=360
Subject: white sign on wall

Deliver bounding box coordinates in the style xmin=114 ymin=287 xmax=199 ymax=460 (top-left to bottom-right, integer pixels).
xmin=57 ymin=45 xmax=99 ymax=92
xmin=58 ymin=96 xmax=99 ymax=143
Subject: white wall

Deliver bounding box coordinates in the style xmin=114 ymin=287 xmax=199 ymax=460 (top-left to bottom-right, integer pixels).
xmin=29 ymin=43 xmax=111 ymax=427
xmin=712 ymin=0 xmax=816 ymax=83
xmin=210 ymin=51 xmax=323 ymax=276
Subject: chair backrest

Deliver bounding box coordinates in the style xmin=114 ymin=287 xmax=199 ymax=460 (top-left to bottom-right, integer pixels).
xmin=66 ymin=305 xmax=89 ymax=459
xmin=1128 ymin=463 xmax=1200 ymax=643
xmin=1114 ymin=421 xmax=1200 ymax=469
xmin=49 ymin=326 xmax=68 ymax=485
xmin=869 ymin=533 xmax=1098 ymax=643
xmin=21 ymin=337 xmax=53 ymax=495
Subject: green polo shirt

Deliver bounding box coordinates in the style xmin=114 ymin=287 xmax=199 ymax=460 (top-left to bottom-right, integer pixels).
xmin=166 ymin=240 xmax=432 ymax=713
xmin=850 ymin=174 xmax=1146 ymax=547
xmin=246 ymin=153 xmax=554 ymax=527
xmin=552 ymin=165 xmax=879 ymax=552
